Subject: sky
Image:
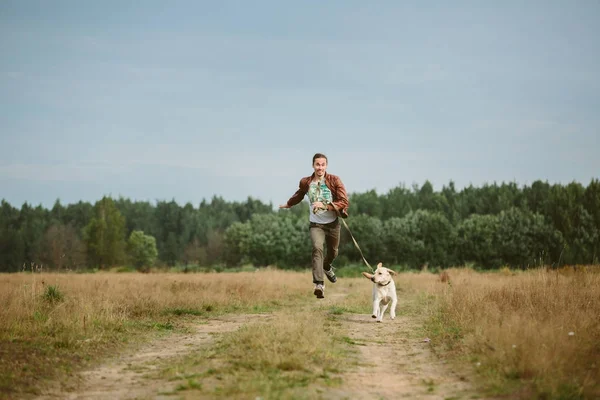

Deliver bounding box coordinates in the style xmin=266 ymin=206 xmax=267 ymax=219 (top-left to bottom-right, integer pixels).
xmin=1 ymin=1 xmax=599 ymax=209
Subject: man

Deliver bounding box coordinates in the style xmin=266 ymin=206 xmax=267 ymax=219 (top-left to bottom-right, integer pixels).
xmin=279 ymin=153 xmax=349 ymax=299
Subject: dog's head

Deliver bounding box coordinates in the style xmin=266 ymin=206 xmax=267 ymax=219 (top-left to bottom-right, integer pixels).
xmin=361 ymin=262 xmax=397 ymax=285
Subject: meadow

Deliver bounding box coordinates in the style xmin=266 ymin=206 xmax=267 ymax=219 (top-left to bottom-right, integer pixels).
xmin=0 ymin=266 xmax=598 ymax=399
xmin=403 ymin=266 xmax=600 ymax=399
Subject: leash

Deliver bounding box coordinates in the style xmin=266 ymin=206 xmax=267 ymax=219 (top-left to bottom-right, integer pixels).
xmin=312 ymin=182 xmax=374 ymax=273
xmin=340 ymin=218 xmax=374 ymax=273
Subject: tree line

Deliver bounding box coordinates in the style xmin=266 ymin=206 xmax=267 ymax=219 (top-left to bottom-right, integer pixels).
xmin=1 ymin=179 xmax=598 ymax=272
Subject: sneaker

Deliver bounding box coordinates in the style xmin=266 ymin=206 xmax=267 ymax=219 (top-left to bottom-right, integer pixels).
xmin=324 ymin=266 xmax=337 ymax=283
xmin=313 ymin=284 xmax=325 ymax=299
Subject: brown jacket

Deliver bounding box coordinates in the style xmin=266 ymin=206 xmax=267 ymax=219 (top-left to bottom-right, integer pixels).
xmin=286 ymin=172 xmax=349 ymax=218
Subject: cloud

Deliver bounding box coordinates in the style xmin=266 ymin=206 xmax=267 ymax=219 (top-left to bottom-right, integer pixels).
xmin=0 ymin=162 xmax=125 ymax=182
xmin=0 ymin=145 xmax=306 ymax=183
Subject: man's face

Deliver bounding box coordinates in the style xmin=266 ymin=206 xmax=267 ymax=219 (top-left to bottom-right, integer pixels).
xmin=313 ymin=157 xmax=327 ymax=178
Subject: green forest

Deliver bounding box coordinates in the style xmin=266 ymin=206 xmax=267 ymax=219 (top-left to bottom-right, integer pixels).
xmin=1 ymin=179 xmax=599 ymax=273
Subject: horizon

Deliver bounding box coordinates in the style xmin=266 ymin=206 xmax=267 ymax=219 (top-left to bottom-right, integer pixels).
xmin=2 ymin=176 xmax=597 ymax=209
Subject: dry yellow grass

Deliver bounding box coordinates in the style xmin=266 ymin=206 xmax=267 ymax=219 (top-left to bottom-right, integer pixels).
xmin=1 ymin=269 xmax=309 ymax=331
xmin=158 ymin=309 xmax=347 ymax=399
xmin=2 ymin=267 xmax=598 ymax=399
xmin=401 ymin=266 xmax=600 ymax=399
xmin=0 ymin=269 xmax=310 ymax=398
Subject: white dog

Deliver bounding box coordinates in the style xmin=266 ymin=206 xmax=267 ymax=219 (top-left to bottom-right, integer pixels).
xmin=362 ymin=262 xmax=398 ymax=322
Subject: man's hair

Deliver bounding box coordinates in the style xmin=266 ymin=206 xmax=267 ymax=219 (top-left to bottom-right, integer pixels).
xmin=312 ymin=153 xmax=328 ymax=164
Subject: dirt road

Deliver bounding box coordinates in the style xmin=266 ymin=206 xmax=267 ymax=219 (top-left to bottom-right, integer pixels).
xmin=326 ymin=304 xmax=476 ymax=399
xmin=37 ymin=287 xmax=485 ymax=400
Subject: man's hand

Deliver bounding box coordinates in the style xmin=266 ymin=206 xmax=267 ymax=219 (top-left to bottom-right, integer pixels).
xmin=279 ymin=204 xmax=291 ymax=209
xmin=312 ymin=201 xmax=325 ymax=210
xmin=312 ymin=201 xmax=328 ymax=213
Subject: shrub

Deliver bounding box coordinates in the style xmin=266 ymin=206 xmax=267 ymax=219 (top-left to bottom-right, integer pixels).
xmin=42 ymin=285 xmax=64 ymax=303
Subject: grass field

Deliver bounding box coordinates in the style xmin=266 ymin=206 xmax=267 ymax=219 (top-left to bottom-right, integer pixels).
xmin=401 ymin=266 xmax=600 ymax=399
xmin=0 ymin=266 xmax=598 ymax=399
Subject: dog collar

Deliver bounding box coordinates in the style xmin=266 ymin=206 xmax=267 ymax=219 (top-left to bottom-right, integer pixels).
xmin=377 ymin=281 xmax=392 ymax=287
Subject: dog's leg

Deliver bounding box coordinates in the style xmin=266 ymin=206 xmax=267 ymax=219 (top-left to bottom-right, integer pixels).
xmin=377 ymin=303 xmax=389 ymax=322
xmin=372 ymin=300 xmax=379 ymax=319
xmin=390 ymin=297 xmax=397 ymax=320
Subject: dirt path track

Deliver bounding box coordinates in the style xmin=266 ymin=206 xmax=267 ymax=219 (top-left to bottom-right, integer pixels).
xmin=37 ymin=315 xmax=268 ymax=400
xmin=37 ymin=288 xmax=486 ymax=400
xmin=329 ymin=313 xmax=474 ymax=399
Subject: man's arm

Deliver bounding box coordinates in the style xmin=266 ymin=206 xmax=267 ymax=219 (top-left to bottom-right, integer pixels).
xmin=279 ymin=178 xmax=308 ymax=209
xmin=328 ymin=175 xmax=349 ymax=217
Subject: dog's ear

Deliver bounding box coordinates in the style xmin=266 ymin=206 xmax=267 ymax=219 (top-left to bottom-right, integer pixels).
xmin=362 ymin=272 xmax=374 ymax=280
xmin=386 ymin=268 xmax=398 ymax=276
xmin=376 ymin=262 xmax=383 ymax=268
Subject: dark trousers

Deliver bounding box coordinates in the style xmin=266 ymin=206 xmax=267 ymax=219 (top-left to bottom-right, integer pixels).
xmin=309 ymin=219 xmax=341 ymax=284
